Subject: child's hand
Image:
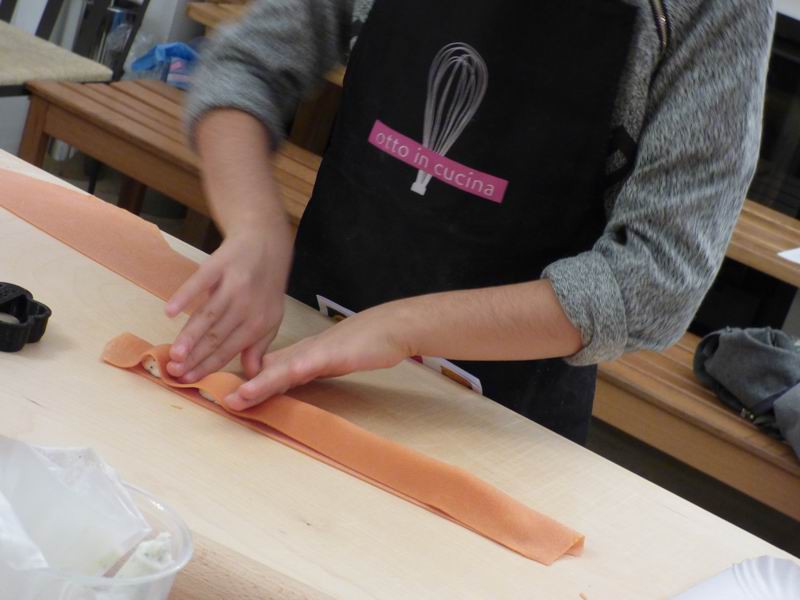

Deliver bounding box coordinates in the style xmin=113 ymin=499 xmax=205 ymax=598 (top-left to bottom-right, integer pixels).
xmin=164 ymin=222 xmax=293 ymax=382
xmin=224 ymin=302 xmax=412 ymax=410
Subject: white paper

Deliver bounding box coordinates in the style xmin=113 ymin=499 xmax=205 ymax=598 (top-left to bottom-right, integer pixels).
xmin=778 ymin=247 xmax=800 ymax=265
xmin=420 ymin=355 xmax=483 ymax=394
xmin=671 ymin=556 xmax=800 ymax=599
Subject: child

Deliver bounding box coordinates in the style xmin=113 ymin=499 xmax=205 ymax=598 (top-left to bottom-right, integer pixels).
xmin=166 ymin=0 xmax=775 ymax=443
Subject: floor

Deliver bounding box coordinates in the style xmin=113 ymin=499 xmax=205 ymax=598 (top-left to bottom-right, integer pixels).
xmin=587 ymin=419 xmax=800 ymax=557
xmin=42 ymin=150 xmax=800 ymax=560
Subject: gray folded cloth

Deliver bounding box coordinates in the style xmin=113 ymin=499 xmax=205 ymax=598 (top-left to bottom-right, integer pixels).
xmin=693 ymin=327 xmax=800 ymax=460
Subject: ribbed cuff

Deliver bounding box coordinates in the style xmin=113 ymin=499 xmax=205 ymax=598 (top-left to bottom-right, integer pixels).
xmin=184 ymin=64 xmax=286 ymax=152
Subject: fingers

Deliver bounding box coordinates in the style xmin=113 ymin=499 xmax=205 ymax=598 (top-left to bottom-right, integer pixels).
xmin=241 ymin=335 xmax=274 ymax=380
xmin=225 ymin=341 xmax=328 ymax=410
xmin=181 ymin=322 xmax=256 ymax=382
xmin=168 ymin=284 xmax=233 ymax=371
xmin=165 ymin=259 xmax=221 ymax=319
xmin=173 ymin=301 xmax=246 ymax=381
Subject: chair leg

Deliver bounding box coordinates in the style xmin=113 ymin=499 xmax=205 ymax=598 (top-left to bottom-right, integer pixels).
xmin=0 ymin=0 xmax=18 ymax=23
xmin=35 ymin=0 xmax=66 ymax=39
xmin=118 ymin=177 xmax=147 ymax=214
xmin=18 ymin=96 xmax=51 ymax=166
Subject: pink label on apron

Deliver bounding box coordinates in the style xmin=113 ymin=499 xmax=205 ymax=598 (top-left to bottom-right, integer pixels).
xmin=368 ymin=120 xmax=509 ymax=203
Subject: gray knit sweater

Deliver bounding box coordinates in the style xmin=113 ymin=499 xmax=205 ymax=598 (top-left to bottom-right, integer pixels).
xmin=186 ymin=0 xmax=775 ymax=366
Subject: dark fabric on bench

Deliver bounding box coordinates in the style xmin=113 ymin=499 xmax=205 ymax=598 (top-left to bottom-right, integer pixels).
xmin=694 ymin=327 xmax=800 ymax=459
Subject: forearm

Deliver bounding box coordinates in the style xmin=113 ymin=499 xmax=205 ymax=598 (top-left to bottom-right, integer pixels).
xmin=195 ymin=109 xmax=288 ymax=236
xmin=390 ymin=280 xmax=583 ymax=361
xmin=229 ymin=280 xmax=582 ymax=407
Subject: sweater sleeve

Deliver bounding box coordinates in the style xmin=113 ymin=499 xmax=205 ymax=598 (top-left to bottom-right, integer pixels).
xmin=184 ymin=0 xmax=355 ymax=147
xmin=542 ymin=0 xmax=775 ymax=366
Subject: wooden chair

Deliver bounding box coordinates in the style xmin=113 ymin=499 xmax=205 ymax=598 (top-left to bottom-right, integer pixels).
xmin=71 ymin=0 xmax=151 ymax=81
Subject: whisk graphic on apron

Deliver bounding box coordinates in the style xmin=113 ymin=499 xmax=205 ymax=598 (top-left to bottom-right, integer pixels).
xmin=411 ymin=43 xmax=488 ymax=196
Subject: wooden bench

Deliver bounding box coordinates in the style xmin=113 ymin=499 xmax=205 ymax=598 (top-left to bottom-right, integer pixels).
xmin=730 ymin=200 xmax=800 ymax=287
xmin=595 ymin=197 xmax=800 ymax=521
xmin=19 ymin=80 xmax=320 ymax=241
xmin=595 ymin=333 xmax=800 ymax=520
xmin=18 ymin=78 xmax=800 ymax=520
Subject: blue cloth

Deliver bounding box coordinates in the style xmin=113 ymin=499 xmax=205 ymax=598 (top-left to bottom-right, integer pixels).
xmin=131 ymin=43 xmax=199 ymax=89
xmin=131 ymin=42 xmax=198 ymax=72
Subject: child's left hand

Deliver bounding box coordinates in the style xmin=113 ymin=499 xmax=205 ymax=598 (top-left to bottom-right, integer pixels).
xmin=225 ymin=303 xmax=412 ymax=410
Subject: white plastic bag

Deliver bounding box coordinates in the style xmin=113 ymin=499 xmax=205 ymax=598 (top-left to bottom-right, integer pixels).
xmin=0 ymin=436 xmax=151 ymax=577
xmin=0 ymin=492 xmax=46 ymax=571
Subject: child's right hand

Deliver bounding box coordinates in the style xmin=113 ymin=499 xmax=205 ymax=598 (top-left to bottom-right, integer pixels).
xmin=164 ymin=219 xmax=293 ymax=383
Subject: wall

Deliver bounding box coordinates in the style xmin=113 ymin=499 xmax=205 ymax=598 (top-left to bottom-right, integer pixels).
xmin=777 ymin=0 xmax=800 ymax=21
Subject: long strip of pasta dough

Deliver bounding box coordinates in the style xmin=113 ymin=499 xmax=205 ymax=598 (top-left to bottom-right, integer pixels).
xmin=102 ymin=332 xmax=584 ymax=565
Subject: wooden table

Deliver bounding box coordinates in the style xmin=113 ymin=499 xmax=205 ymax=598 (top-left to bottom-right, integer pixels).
xmin=0 ymin=20 xmax=111 ymax=96
xmin=1 ymin=151 xmax=797 ymax=598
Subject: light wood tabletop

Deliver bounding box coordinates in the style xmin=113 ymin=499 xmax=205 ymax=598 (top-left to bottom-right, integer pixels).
xmin=0 ymin=150 xmax=796 ymax=598
xmin=0 ymin=21 xmax=111 ymax=89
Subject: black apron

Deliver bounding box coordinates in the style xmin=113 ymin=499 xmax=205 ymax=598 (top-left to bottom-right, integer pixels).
xmin=289 ymin=0 xmax=637 ymax=444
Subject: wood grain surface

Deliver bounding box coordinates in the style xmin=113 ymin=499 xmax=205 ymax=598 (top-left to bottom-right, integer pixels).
xmin=0 ymin=151 xmax=797 ymax=599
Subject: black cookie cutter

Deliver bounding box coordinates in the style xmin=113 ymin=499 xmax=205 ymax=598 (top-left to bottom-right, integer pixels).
xmin=0 ymin=283 xmax=51 ymax=352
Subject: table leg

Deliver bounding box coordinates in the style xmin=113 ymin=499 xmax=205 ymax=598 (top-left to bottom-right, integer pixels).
xmin=19 ymin=96 xmax=51 ymax=166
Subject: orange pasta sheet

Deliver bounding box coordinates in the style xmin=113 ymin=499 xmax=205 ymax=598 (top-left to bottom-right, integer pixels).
xmin=102 ymin=332 xmax=584 ymax=565
xmin=0 ymin=168 xmax=197 ymax=304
